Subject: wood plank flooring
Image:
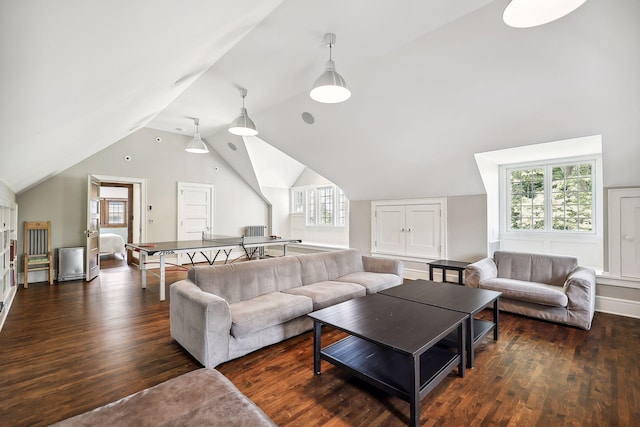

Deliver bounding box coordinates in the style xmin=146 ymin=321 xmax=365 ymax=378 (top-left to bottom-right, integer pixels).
xmin=1 ymin=256 xmax=639 ymax=426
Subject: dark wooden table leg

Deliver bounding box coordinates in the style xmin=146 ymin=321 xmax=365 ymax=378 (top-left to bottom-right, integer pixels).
xmin=458 ymin=268 xmax=464 ymax=285
xmin=466 ymin=317 xmax=474 ymax=369
xmin=429 ymin=264 xmax=434 ymax=281
xmin=493 ymin=298 xmax=499 ymax=341
xmin=313 ymin=321 xmax=322 ymax=374
xmin=410 ymin=354 xmax=420 ymax=427
xmin=458 ymin=321 xmax=466 ymax=377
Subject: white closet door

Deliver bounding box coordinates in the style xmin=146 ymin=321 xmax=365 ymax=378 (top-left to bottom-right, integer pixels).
xmin=621 ymin=196 xmax=640 ymax=278
xmin=405 ymin=204 xmax=440 ymax=258
xmin=375 ymin=205 xmax=405 ymax=255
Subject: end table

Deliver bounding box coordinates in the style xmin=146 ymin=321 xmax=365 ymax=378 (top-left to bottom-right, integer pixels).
xmin=427 ymin=259 xmax=470 ymax=285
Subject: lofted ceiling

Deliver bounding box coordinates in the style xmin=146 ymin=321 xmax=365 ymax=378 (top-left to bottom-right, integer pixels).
xmin=2 ymin=0 xmax=639 ymax=199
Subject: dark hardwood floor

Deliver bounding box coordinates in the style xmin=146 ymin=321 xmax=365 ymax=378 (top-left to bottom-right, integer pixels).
xmin=1 ymin=256 xmax=639 ymax=426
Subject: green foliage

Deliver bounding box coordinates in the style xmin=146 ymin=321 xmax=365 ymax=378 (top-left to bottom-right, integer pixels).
xmin=510 ymin=163 xmax=593 ymax=232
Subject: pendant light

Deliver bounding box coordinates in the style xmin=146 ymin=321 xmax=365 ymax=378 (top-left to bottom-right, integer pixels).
xmin=310 ymin=33 xmax=351 ymax=104
xmin=503 ymin=0 xmax=587 ymax=28
xmin=185 ymin=118 xmax=209 ymax=153
xmin=228 ymin=88 xmax=258 ymax=136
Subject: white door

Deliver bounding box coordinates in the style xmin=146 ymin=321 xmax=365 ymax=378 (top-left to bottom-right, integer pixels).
xmin=405 ymin=204 xmax=441 ymax=258
xmin=374 ymin=205 xmax=405 ymax=255
xmin=86 ymin=175 xmax=101 ymax=281
xmin=621 ymin=196 xmax=640 ymax=278
xmin=177 ymin=182 xmax=213 ymax=264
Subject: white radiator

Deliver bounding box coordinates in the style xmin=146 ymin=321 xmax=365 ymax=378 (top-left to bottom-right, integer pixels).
xmin=244 ymin=225 xmax=267 ymax=258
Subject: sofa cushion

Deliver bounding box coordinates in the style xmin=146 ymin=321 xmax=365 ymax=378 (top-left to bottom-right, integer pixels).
xmin=283 ymin=281 xmax=366 ymax=310
xmin=189 ymin=256 xmax=302 ymax=304
xmin=335 ymin=272 xmax=402 ymax=294
xmin=229 ymin=292 xmax=313 ymax=338
xmin=494 ymin=251 xmax=577 ymax=287
xmin=297 ymin=249 xmax=364 ymax=285
xmin=479 ymin=278 xmax=568 ymax=307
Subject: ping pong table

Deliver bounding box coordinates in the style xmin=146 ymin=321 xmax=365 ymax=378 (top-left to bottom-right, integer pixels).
xmin=125 ymin=234 xmax=302 ymax=301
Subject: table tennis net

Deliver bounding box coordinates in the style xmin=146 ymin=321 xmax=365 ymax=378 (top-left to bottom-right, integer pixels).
xmin=201 ymin=233 xmax=244 ymax=245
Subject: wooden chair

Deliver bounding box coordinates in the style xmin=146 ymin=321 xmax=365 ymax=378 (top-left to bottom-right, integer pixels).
xmin=23 ymin=221 xmax=53 ymax=288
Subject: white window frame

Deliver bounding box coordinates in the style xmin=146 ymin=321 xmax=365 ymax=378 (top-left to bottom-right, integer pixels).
xmin=290 ymin=189 xmax=304 ymax=214
xmin=306 ymin=188 xmax=317 ymax=226
xmin=317 ymin=186 xmax=334 ymax=226
xmin=501 ymin=156 xmax=599 ymax=236
xmin=291 ymin=184 xmax=348 ymax=228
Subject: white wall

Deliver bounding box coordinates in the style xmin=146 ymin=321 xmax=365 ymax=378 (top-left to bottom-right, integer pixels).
xmin=262 ymin=187 xmax=289 ymax=237
xmin=0 ymin=181 xmax=15 ymax=203
xmin=16 ymin=128 xmax=269 ymax=268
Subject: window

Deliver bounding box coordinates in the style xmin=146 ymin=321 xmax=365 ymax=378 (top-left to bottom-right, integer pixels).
xmin=291 ymin=190 xmax=304 ymax=214
xmin=100 ymin=198 xmax=128 ymax=227
xmin=306 ymin=189 xmax=316 ymax=226
xmin=291 ymin=184 xmax=348 ymax=228
xmin=507 ymin=161 xmax=594 ymax=233
xmin=318 ymin=186 xmax=334 ymax=225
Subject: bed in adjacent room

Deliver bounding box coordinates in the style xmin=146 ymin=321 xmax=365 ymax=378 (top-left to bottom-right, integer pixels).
xmin=100 ymin=233 xmax=126 ymax=258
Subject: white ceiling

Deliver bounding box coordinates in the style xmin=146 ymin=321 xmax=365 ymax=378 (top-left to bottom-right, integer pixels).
xmin=2 ymin=0 xmax=639 ymax=199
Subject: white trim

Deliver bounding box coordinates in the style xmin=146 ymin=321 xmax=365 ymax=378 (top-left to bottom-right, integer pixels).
xmin=607 ymin=187 xmax=640 ymax=277
xmin=597 ymin=274 xmax=640 ymax=290
xmin=0 ymin=286 xmax=16 ymax=332
xmin=93 ymin=174 xmax=147 ymax=243
xmin=596 ymin=296 xmax=640 ymax=319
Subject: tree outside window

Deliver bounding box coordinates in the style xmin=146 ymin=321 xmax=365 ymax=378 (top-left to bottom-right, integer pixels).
xmin=508 ymin=162 xmax=593 ymax=232
xmin=318 ymin=186 xmax=334 ymax=225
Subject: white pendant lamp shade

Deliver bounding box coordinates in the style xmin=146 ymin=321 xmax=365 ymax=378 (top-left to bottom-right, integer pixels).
xmin=228 ymin=89 xmax=258 ymax=136
xmin=310 ymin=33 xmax=351 ymax=104
xmin=185 ymin=118 xmax=209 ymax=154
xmin=503 ymin=0 xmax=587 ymax=28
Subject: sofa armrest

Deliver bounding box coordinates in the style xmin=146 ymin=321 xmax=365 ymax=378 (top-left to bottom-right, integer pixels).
xmin=465 ymin=258 xmax=497 ymax=288
xmin=363 ymin=256 xmax=404 ymax=277
xmin=565 ymin=266 xmax=596 ymax=313
xmin=170 ymin=280 xmax=232 ymax=368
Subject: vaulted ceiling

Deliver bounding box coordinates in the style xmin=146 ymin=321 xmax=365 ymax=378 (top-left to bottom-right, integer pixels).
xmin=2 ymin=0 xmax=639 ymax=200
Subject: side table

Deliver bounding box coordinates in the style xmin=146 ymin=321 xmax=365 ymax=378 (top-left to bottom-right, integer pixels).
xmin=427 ymin=259 xmax=470 ymax=285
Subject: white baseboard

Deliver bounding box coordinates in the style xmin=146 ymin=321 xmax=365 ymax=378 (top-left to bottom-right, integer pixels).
xmin=595 ymin=296 xmax=640 ymax=319
xmin=403 ymin=268 xmax=429 ymax=280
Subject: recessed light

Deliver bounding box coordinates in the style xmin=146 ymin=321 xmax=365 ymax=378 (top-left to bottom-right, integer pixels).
xmin=124 ymin=155 xmax=132 ymax=162
xmin=302 ymin=112 xmax=315 ymax=124
xmin=155 ymin=137 xmax=162 ymax=143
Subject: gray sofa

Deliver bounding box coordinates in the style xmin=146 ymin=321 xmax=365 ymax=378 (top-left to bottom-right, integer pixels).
xmin=465 ymin=251 xmax=596 ymax=330
xmin=170 ymin=248 xmax=403 ymax=368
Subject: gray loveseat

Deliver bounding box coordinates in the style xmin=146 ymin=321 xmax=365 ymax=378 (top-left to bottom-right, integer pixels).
xmin=465 ymin=251 xmax=596 ymax=330
xmin=170 ymin=248 xmax=403 ymax=368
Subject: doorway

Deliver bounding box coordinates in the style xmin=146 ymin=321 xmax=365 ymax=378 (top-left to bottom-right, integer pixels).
xmin=100 ymin=183 xmax=133 ymax=266
xmin=92 ymin=175 xmax=147 ymax=268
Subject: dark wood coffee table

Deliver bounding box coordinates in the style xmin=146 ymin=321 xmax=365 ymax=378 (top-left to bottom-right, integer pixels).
xmin=309 ymin=293 xmax=468 ymax=427
xmin=380 ymin=279 xmax=500 ymax=369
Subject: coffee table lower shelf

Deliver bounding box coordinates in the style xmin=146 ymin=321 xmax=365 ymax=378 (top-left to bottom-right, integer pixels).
xmin=441 ymin=318 xmax=495 ymax=349
xmin=321 ymin=335 xmax=461 ymax=402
